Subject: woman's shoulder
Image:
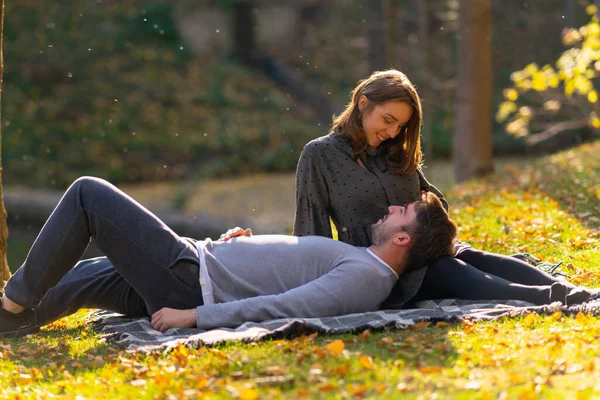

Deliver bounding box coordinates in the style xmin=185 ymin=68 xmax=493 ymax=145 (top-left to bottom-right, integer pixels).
xmin=302 ymin=132 xmax=352 ymax=155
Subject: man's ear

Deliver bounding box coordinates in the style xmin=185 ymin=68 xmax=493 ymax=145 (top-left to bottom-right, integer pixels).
xmin=358 ymin=95 xmax=368 ymax=110
xmin=393 ymin=232 xmax=412 ymax=248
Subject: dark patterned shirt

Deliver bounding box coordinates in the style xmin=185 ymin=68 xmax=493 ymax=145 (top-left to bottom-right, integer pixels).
xmin=293 ymin=133 xmax=448 ymax=307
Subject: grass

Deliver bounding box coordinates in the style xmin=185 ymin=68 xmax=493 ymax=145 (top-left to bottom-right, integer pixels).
xmin=1 ymin=141 xmax=600 ymax=399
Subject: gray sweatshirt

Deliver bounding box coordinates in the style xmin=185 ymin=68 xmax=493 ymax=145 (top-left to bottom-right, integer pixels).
xmin=194 ymin=235 xmax=398 ymax=330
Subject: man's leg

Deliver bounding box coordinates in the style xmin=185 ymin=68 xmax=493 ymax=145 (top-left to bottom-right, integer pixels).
xmin=412 ymin=256 xmax=576 ymax=305
xmin=34 ymin=257 xmax=147 ymax=326
xmin=4 ymin=176 xmax=202 ymax=318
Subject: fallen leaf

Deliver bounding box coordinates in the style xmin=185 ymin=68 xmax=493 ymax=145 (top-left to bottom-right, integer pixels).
xmin=332 ymin=364 xmax=350 ymax=376
xmin=373 ymin=382 xmax=387 ymax=394
xmin=359 ymin=355 xmax=374 ymax=369
xmin=411 ymin=321 xmax=431 ymax=330
xmin=240 ymin=387 xmax=259 ymax=400
xmin=419 ymin=366 xmax=442 ymax=374
xmin=357 ymin=330 xmax=371 ymax=340
xmin=325 ymin=340 xmax=345 ymax=356
xmin=316 ymin=383 xmax=336 ymax=392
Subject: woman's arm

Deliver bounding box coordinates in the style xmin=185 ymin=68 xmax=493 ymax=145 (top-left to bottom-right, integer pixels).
xmin=293 ymin=142 xmax=333 ymax=237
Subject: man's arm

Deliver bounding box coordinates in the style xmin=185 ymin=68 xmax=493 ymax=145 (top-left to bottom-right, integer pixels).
xmin=191 ymin=260 xmax=395 ymax=330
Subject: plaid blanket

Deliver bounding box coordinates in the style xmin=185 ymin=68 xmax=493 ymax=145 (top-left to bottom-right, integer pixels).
xmin=90 ymin=298 xmax=600 ymax=353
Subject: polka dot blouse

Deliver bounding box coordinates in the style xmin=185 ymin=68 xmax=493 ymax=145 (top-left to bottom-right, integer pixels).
xmin=293 ymin=133 xmax=448 ymax=307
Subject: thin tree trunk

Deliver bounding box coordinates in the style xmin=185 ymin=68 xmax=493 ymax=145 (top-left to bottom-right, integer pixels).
xmin=414 ymin=0 xmax=433 ymax=164
xmin=232 ymin=0 xmax=258 ymax=66
xmin=366 ymin=0 xmax=387 ymax=73
xmin=385 ymin=0 xmax=397 ymax=69
xmin=0 ymin=0 xmax=11 ymax=288
xmin=453 ymin=0 xmax=494 ymax=182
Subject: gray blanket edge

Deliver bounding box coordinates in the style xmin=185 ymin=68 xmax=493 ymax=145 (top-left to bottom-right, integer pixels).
xmin=89 ymin=298 xmax=600 ymax=353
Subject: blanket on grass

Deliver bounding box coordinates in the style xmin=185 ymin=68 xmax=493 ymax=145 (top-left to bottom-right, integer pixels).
xmin=90 ymin=298 xmax=600 ymax=353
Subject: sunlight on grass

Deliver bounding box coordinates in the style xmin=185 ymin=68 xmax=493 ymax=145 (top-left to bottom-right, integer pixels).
xmin=1 ymin=142 xmax=600 ymax=398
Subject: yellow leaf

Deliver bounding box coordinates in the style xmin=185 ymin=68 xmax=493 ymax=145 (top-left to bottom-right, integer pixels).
xmin=359 ymin=355 xmax=374 ymax=369
xmin=591 ymin=117 xmax=600 ymax=128
xmin=548 ymin=75 xmax=560 ymax=88
xmin=589 ymin=90 xmax=598 ymax=103
xmin=325 ymin=340 xmax=345 ymax=356
xmin=522 ymin=313 xmax=538 ymax=327
xmin=240 ymin=388 xmax=259 ymax=400
xmin=503 ymin=88 xmax=519 ymax=101
xmin=550 ymin=311 xmax=563 ymax=321
xmin=586 ymin=4 xmax=598 ymax=16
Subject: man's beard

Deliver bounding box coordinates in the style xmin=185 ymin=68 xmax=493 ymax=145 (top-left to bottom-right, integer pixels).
xmin=370 ymin=222 xmax=389 ymax=246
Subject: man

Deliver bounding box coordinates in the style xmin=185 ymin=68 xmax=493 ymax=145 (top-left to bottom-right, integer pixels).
xmin=0 ymin=177 xmax=457 ymax=337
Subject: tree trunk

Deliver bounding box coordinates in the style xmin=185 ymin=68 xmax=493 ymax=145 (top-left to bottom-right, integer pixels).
xmin=232 ymin=0 xmax=258 ymax=66
xmin=385 ymin=0 xmax=398 ymax=69
xmin=366 ymin=0 xmax=387 ymax=73
xmin=453 ymin=0 xmax=494 ymax=183
xmin=413 ymin=0 xmax=433 ymax=164
xmin=0 ymin=0 xmax=10 ymax=288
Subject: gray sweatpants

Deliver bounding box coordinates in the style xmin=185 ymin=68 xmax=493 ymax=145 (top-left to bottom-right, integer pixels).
xmin=4 ymin=177 xmax=202 ymax=325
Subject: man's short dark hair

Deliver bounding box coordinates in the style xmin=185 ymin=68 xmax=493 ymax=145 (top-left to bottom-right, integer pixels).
xmin=401 ymin=191 xmax=457 ymax=271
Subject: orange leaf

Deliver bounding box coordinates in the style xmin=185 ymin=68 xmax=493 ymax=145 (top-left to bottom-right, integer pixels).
xmin=349 ymin=383 xmax=368 ymax=396
xmin=317 ymin=383 xmax=336 ymax=392
xmin=419 ymin=366 xmax=442 ymax=374
xmin=373 ymin=382 xmax=387 ymax=393
xmin=411 ymin=321 xmax=431 ymax=330
xmin=326 ymin=340 xmax=345 ymax=356
xmin=359 ymin=355 xmax=374 ymax=369
xmin=332 ymin=364 xmax=350 ymax=376
xmin=357 ymin=329 xmax=371 ymax=340
xmin=436 ymin=321 xmax=450 ymax=327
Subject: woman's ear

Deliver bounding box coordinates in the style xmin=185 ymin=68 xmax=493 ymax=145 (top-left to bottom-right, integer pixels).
xmin=358 ymin=95 xmax=368 ymax=110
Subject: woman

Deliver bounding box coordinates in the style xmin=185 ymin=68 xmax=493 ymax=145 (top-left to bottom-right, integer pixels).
xmin=294 ymin=69 xmax=595 ymax=307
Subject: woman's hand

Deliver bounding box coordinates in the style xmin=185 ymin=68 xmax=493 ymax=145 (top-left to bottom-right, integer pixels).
xmin=219 ymin=227 xmax=253 ymax=241
xmin=151 ymin=308 xmax=196 ymax=332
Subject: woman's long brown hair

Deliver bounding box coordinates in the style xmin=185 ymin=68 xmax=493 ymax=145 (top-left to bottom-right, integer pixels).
xmin=332 ymin=70 xmax=423 ymax=175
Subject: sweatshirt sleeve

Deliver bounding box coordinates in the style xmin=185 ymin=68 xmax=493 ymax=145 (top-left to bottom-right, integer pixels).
xmin=417 ymin=167 xmax=449 ymax=211
xmin=195 ymin=261 xmax=393 ymax=330
xmin=293 ymin=141 xmax=333 ymax=238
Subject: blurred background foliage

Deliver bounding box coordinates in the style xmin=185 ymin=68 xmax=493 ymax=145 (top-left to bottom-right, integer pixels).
xmin=1 ymin=0 xmax=597 ymax=188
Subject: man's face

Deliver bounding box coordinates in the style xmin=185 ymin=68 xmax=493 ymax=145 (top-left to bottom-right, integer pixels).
xmin=371 ymin=203 xmax=418 ymax=246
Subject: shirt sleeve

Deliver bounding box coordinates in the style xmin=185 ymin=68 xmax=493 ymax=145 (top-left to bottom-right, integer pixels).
xmin=293 ymin=141 xmax=333 ymax=238
xmin=194 ymin=261 xmax=393 ymax=330
xmin=417 ymin=167 xmax=449 ymax=211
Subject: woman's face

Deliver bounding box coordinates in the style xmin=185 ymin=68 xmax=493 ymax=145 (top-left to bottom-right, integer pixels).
xmin=359 ymin=98 xmax=413 ymax=148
